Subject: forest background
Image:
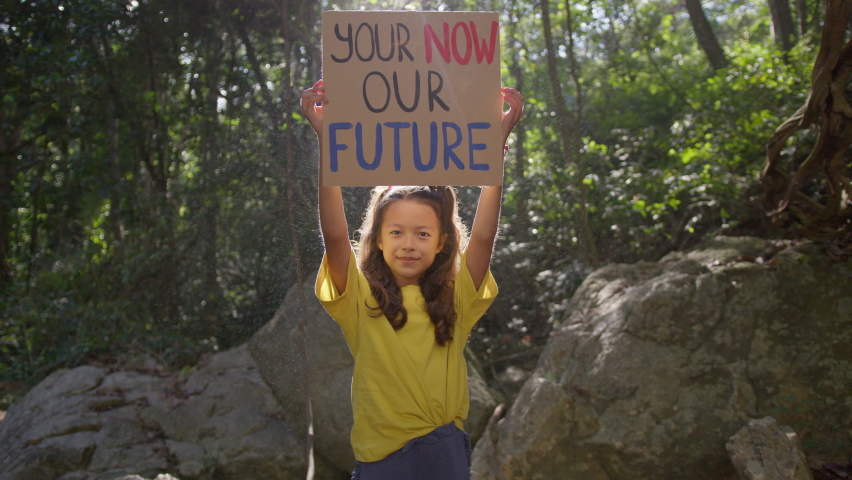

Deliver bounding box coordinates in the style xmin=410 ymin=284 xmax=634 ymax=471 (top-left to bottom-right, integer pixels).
xmin=0 ymin=0 xmax=832 ymax=405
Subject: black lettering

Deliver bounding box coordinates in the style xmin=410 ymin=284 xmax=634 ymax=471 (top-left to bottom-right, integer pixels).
xmin=363 ymin=72 xmax=391 ymax=113
xmin=397 ymin=23 xmax=414 ymax=62
xmin=393 ymin=71 xmax=420 ymax=113
xmin=355 ymin=23 xmax=375 ymax=62
xmin=331 ymin=23 xmax=353 ymax=63
xmin=427 ymin=70 xmax=449 ymax=112
xmin=375 ymin=23 xmax=395 ymax=62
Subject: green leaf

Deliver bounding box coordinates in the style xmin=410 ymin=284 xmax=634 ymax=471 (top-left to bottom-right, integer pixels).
xmin=680 ymin=148 xmax=699 ymax=164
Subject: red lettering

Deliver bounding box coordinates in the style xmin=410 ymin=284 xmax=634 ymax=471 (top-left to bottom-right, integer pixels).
xmin=424 ymin=23 xmax=451 ymax=64
xmin=471 ymin=21 xmax=498 ymax=64
xmin=451 ymin=22 xmax=472 ymax=65
xmin=425 ymin=21 xmax=496 ymax=65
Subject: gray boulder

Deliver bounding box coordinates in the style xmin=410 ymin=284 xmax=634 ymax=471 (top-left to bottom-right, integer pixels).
xmin=472 ymin=237 xmax=852 ymax=480
xmin=464 ymin=349 xmax=504 ymax=445
xmin=726 ymin=417 xmax=814 ymax=480
xmin=248 ymin=280 xmax=502 ymax=475
xmin=249 ymin=281 xmax=355 ymax=477
xmin=0 ymin=344 xmax=305 ymax=480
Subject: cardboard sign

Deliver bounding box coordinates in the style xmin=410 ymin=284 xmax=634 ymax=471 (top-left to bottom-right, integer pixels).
xmin=321 ymin=11 xmax=502 ymax=186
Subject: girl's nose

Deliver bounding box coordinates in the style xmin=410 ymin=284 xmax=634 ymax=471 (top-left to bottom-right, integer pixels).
xmin=402 ymin=234 xmax=415 ymax=249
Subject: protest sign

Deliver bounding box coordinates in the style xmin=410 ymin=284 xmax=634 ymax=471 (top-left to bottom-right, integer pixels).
xmin=321 ymin=11 xmax=502 ymax=186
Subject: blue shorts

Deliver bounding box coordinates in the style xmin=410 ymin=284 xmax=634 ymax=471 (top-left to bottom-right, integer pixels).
xmin=351 ymin=422 xmax=472 ymax=480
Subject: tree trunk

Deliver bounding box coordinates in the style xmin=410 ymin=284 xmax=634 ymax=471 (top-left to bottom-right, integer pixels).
xmin=200 ymin=37 xmax=224 ymax=336
xmin=768 ymin=0 xmax=798 ymax=51
xmin=26 ymin=147 xmax=48 ymax=286
xmin=761 ymin=0 xmax=852 ymax=241
xmin=684 ymin=0 xmax=728 ymax=71
xmin=281 ymin=1 xmax=315 ymax=475
xmin=508 ymin=0 xmax=530 ymax=241
xmin=540 ymin=0 xmax=600 ymax=267
xmin=796 ymin=0 xmax=808 ymax=38
xmin=0 ymin=152 xmax=14 ymax=293
xmin=0 ymin=112 xmax=27 ymax=294
xmin=106 ymin=96 xmax=123 ymax=247
xmin=95 ymin=35 xmax=125 ymax=251
xmin=565 ymin=0 xmax=598 ymax=269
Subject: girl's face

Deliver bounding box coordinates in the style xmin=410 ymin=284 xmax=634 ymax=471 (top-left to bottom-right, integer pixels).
xmin=376 ymin=199 xmax=447 ymax=287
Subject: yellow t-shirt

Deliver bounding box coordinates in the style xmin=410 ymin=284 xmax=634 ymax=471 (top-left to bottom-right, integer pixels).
xmin=315 ymin=248 xmax=497 ymax=462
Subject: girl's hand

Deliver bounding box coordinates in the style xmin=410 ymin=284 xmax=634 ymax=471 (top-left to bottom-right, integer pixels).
xmin=301 ymin=80 xmax=327 ymax=138
xmin=500 ymin=87 xmax=524 ymax=146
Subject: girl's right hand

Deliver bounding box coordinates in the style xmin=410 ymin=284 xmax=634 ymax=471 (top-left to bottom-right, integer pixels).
xmin=300 ymin=80 xmax=327 ymax=138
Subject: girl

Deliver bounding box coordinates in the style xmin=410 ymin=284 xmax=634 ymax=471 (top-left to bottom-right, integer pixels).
xmin=301 ymin=79 xmax=523 ymax=480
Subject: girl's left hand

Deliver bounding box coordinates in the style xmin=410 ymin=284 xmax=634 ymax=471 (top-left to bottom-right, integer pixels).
xmin=501 ymin=87 xmax=524 ymax=145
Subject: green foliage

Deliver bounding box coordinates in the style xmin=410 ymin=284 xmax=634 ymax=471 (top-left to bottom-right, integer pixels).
xmin=0 ymin=0 xmax=824 ymax=384
xmin=1 ymin=0 xmax=322 ymax=384
xmin=471 ymin=0 xmax=819 ymax=363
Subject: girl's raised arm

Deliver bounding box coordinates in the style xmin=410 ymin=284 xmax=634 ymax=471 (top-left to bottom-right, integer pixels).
xmin=466 ymin=87 xmax=524 ymax=290
xmin=302 ymin=80 xmax=351 ymax=293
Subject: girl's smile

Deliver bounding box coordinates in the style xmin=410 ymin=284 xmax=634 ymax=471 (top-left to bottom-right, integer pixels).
xmin=377 ymin=199 xmax=447 ymax=287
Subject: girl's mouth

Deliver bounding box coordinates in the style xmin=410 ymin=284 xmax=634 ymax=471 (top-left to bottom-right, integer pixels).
xmin=399 ymin=257 xmax=418 ymax=264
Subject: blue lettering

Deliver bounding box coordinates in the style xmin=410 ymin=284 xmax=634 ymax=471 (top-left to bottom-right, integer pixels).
xmin=442 ymin=122 xmax=464 ymax=170
xmin=328 ymin=122 xmax=353 ymax=172
xmin=356 ymin=122 xmax=383 ymax=170
xmin=467 ymin=122 xmax=490 ymax=171
xmin=383 ymin=122 xmax=410 ymax=172
xmin=332 ymin=121 xmax=494 ymax=175
xmin=413 ymin=121 xmax=438 ymax=171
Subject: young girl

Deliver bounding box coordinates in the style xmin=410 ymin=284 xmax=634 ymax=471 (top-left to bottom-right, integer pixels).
xmin=301 ymin=79 xmax=523 ymax=480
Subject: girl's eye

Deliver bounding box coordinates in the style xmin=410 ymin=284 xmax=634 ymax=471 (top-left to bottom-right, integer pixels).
xmin=418 ymin=232 xmax=430 ymax=237
xmin=389 ymin=230 xmax=400 ymax=235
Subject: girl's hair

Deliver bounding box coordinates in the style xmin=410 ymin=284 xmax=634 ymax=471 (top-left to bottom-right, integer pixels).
xmin=356 ymin=186 xmax=468 ymax=346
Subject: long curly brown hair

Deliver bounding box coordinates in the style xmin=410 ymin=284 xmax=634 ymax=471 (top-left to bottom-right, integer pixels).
xmin=356 ymin=186 xmax=468 ymax=346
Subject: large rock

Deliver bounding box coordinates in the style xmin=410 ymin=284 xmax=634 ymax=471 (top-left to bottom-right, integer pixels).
xmin=249 ymin=281 xmax=354 ymax=478
xmin=0 ymin=344 xmax=305 ymax=480
xmin=472 ymin=237 xmax=852 ymax=480
xmin=249 ymin=280 xmax=502 ymax=475
xmin=726 ymin=417 xmax=813 ymax=480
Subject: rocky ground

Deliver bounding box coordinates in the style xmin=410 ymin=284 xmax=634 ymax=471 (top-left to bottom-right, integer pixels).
xmin=1 ymin=237 xmax=850 ymax=480
xmin=471 ymin=237 xmax=852 ymax=480
xmin=0 ymin=281 xmax=502 ymax=480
